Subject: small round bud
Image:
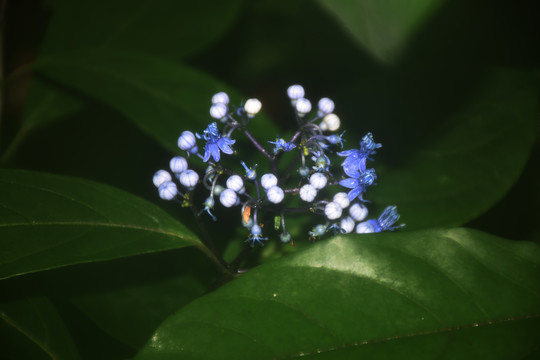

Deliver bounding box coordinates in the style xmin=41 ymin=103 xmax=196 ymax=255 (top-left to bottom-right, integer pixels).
xmin=309 ymin=173 xmax=327 ymax=190
xmin=280 ymin=232 xmax=292 ymax=243
xmin=169 ymin=156 xmax=188 ymax=174
xmin=244 ymin=98 xmax=262 ymax=117
xmin=267 ymin=186 xmax=284 ymax=204
xmin=213 ymin=184 xmax=225 ymax=196
xmin=287 ymin=84 xmax=305 ymax=100
xmin=210 ymin=103 xmax=228 ymax=120
xmin=179 ymin=169 xmax=199 ymax=189
xmin=260 ymin=173 xmax=278 ymax=190
xmin=299 ymin=184 xmax=317 ymax=202
xmin=242 ymin=216 xmax=253 ymax=228
xmin=158 ymin=181 xmax=178 ymax=200
xmin=178 ymin=131 xmax=196 ymax=151
xmin=153 ymin=170 xmax=172 ymax=187
xmin=312 ymin=224 xmax=327 ymax=237
xmin=212 ymin=92 xmax=229 ymax=105
xmin=251 ymin=224 xmax=262 ymax=235
xmin=340 ymin=216 xmax=355 ymax=234
xmin=325 ymin=202 xmax=342 ymax=220
xmin=318 ymin=97 xmax=335 ymax=114
xmin=189 ymin=145 xmax=199 ymax=155
xmin=298 ymin=166 xmax=310 ymax=177
xmin=349 ymin=203 xmax=368 ymax=221
xmin=321 ymin=113 xmax=340 ymax=131
xmin=204 ymin=196 xmax=215 ymax=208
xmin=356 ymin=221 xmax=375 ymax=234
xmin=333 ymin=192 xmax=350 ymax=209
xmin=295 ymin=98 xmax=312 ymax=115
xmin=226 ymin=175 xmax=244 ymax=192
xmin=220 ymin=188 xmax=238 ymax=207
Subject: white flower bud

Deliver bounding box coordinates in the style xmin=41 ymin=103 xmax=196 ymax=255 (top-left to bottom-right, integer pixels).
xmin=309 ymin=173 xmax=327 ymax=190
xmin=260 ymin=173 xmax=278 ymax=190
xmin=287 ymin=84 xmax=305 ymax=100
xmin=220 ymin=188 xmax=238 ymax=207
xmin=169 ymin=156 xmax=188 ymax=174
xmin=210 ymin=103 xmax=228 ymax=120
xmin=295 ymin=98 xmax=312 ymax=115
xmin=333 ymin=192 xmax=350 ymax=209
xmin=267 ymin=186 xmax=284 ymax=204
xmin=179 ymin=169 xmax=199 ymax=189
xmin=340 ymin=216 xmax=355 ymax=234
xmin=158 ymin=181 xmax=178 ymax=200
xmin=212 ymin=92 xmax=229 ymax=105
xmin=244 ymin=98 xmax=262 ymax=117
xmin=177 ymin=131 xmax=196 ymax=151
xmin=318 ymin=97 xmax=335 ymax=114
xmin=356 ymin=221 xmax=375 ymax=234
xmin=325 ymin=201 xmax=342 ymax=220
xmin=153 ymin=170 xmax=172 ymax=187
xmin=319 ymin=120 xmax=328 ymax=131
xmin=226 ymin=175 xmax=244 ymax=193
xmin=299 ymin=184 xmax=317 ymax=202
xmin=321 ymin=113 xmax=340 ymax=131
xmin=349 ymin=203 xmax=368 ymax=221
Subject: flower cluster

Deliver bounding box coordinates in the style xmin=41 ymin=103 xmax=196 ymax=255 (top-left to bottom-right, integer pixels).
xmin=153 ymin=86 xmax=404 ymax=246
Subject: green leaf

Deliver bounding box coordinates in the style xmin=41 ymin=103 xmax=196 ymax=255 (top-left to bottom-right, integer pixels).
xmin=318 ymin=0 xmax=444 ymax=63
xmin=41 ymin=0 xmax=243 ymax=60
xmin=68 ymin=249 xmax=217 ymax=350
xmin=0 ymin=296 xmax=80 ymax=360
xmin=6 ymin=0 xmax=243 ymax=159
xmin=136 ymin=228 xmax=540 ymax=359
xmin=34 ymin=50 xmax=277 ymax=153
xmin=371 ymin=70 xmax=539 ymax=229
xmin=0 ymin=169 xmax=207 ymax=280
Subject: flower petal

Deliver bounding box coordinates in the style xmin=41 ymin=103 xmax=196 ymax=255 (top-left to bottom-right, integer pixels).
xmin=210 ymin=144 xmax=221 ymax=162
xmin=339 ymin=178 xmax=359 ymax=189
xmin=348 ymin=186 xmax=363 ymax=201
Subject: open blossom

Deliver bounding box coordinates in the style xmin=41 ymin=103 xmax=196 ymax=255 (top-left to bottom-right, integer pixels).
xmin=338 ymin=132 xmax=381 ymax=178
xmin=197 ymin=122 xmax=235 ymax=162
xmin=339 ymin=168 xmax=377 ymax=201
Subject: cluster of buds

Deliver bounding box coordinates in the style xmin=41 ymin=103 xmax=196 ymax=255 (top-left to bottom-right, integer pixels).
xmin=153 ymin=85 xmax=404 ymax=246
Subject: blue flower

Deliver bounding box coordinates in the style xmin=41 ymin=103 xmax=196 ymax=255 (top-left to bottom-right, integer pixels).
xmin=311 ymin=150 xmax=331 ymax=173
xmin=326 ymin=132 xmax=345 ymax=148
xmin=246 ymin=224 xmax=267 ymax=246
xmin=268 ymin=137 xmax=296 ymax=154
xmin=338 ymin=132 xmax=381 ymax=178
xmin=196 ymin=122 xmax=235 ymax=162
xmin=365 ymin=205 xmax=403 ymax=232
xmin=339 ymin=169 xmax=377 ymax=201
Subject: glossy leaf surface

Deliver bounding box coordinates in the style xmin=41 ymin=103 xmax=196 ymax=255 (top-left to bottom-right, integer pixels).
xmin=137 ymin=228 xmax=540 ymax=359
xmin=318 ymin=0 xmax=444 ymax=63
xmin=0 ymin=170 xmax=204 ymax=280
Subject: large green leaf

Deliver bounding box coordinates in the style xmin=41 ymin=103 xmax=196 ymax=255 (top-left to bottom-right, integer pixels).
xmin=371 ymin=70 xmax=539 ymax=229
xmin=41 ymin=0 xmax=243 ymax=60
xmin=318 ymin=0 xmax=444 ymax=63
xmin=0 ymin=296 xmax=80 ymax=360
xmin=136 ymin=228 xmax=540 ymax=359
xmin=0 ymin=169 xmax=209 ymax=280
xmin=33 ymin=50 xmax=277 ymax=153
